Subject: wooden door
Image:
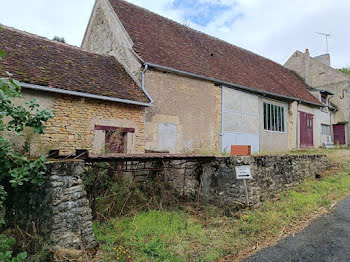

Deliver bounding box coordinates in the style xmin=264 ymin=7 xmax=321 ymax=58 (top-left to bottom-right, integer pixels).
xmin=300 ymin=112 xmax=314 ymax=148
xmin=333 ymin=124 xmax=346 ymax=145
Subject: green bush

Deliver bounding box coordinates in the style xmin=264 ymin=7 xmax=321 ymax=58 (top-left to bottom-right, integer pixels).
xmin=0 ymin=25 xmax=54 ymax=261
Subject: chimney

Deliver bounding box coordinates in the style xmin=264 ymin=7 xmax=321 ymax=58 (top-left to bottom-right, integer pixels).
xmin=304 ymin=49 xmax=311 ymax=86
xmin=313 ymin=54 xmax=331 ymax=67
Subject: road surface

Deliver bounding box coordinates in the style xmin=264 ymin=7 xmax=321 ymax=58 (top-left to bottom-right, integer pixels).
xmin=245 ymin=196 xmax=350 ymax=262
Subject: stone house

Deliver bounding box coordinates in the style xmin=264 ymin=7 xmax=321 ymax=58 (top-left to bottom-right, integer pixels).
xmin=82 ymin=0 xmax=324 ymax=154
xmin=0 ymin=25 xmax=152 ymax=155
xmin=285 ymin=49 xmax=350 ymax=145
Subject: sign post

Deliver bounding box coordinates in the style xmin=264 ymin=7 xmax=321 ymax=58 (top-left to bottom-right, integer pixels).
xmin=235 ymin=166 xmax=252 ymax=206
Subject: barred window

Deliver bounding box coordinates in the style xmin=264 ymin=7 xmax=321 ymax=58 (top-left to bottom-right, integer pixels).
xmin=263 ymin=102 xmax=285 ymax=132
xmin=321 ymin=124 xmax=331 ymax=135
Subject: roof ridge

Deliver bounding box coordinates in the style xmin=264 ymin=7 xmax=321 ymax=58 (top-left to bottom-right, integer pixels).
xmin=0 ymin=24 xmax=116 ymax=60
xmin=113 ymin=0 xmax=285 ymax=68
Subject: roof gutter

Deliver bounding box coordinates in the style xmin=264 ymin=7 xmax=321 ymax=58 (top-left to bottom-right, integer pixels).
xmin=144 ymin=62 xmax=322 ymax=107
xmin=19 ymin=82 xmax=153 ymax=107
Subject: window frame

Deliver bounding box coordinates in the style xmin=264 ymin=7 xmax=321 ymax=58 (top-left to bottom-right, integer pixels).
xmin=263 ymin=102 xmax=286 ymax=133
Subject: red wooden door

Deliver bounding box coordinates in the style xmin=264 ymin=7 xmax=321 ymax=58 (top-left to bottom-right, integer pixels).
xmin=333 ymin=124 xmax=346 ymax=145
xmin=300 ymin=112 xmax=314 ymax=148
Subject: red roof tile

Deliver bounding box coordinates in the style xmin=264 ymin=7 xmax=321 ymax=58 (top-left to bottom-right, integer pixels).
xmin=108 ymin=0 xmax=321 ymax=105
xmin=0 ymin=26 xmax=149 ymax=104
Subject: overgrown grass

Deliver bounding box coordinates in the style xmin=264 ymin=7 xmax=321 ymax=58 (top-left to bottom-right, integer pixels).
xmin=94 ymin=149 xmax=350 ymax=262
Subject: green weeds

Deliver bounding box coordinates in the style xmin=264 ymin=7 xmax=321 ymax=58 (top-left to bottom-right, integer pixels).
xmin=94 ymin=150 xmax=350 ymax=261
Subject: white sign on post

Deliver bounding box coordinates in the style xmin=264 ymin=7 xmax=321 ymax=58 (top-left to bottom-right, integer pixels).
xmin=235 ymin=166 xmax=252 ymax=180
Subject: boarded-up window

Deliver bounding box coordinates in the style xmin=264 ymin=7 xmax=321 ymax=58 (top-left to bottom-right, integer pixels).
xmin=105 ymin=130 xmax=126 ymax=153
xmin=158 ymin=123 xmax=177 ymax=152
xmin=321 ymin=124 xmax=331 ymax=135
xmin=94 ymin=125 xmax=135 ymax=154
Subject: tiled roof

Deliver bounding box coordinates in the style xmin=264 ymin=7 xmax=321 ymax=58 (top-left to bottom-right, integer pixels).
xmin=0 ymin=26 xmax=150 ymax=104
xmin=108 ymin=0 xmax=321 ymax=105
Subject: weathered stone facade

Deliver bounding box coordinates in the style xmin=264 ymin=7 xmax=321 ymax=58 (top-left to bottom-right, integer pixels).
xmin=82 ymin=0 xmax=142 ymax=82
xmin=13 ymin=90 xmax=146 ymax=155
xmin=6 ymin=160 xmax=96 ymax=249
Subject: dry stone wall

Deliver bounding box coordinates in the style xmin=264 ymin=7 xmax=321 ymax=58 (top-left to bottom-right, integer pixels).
xmin=7 ymin=160 xmax=96 ymax=250
xmin=200 ymin=155 xmax=330 ymax=207
xmin=6 ymin=154 xmax=329 ymax=253
xmin=128 ymin=154 xmax=330 ymax=208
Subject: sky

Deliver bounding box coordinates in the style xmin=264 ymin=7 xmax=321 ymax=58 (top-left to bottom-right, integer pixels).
xmin=0 ymin=0 xmax=349 ymax=68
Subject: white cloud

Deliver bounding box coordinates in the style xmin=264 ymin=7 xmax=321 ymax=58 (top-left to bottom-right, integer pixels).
xmin=0 ymin=0 xmax=95 ymax=47
xmin=126 ymin=0 xmax=350 ymax=68
xmin=191 ymin=0 xmax=350 ymax=68
xmin=0 ymin=0 xmax=349 ymax=68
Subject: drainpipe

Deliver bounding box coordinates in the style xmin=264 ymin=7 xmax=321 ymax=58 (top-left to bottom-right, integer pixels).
xmin=141 ymin=64 xmax=154 ymax=104
xmin=296 ymin=100 xmax=302 ymax=149
xmin=327 ymin=95 xmax=335 ymax=143
xmin=221 ymin=87 xmax=224 ymax=153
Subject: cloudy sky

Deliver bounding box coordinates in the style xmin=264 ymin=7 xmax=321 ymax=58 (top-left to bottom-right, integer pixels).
xmin=1 ymin=0 xmax=349 ymax=68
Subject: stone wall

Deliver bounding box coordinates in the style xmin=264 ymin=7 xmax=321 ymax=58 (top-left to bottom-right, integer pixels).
xmin=82 ymin=0 xmax=142 ymax=81
xmin=6 ymin=154 xmax=330 ymax=253
xmin=13 ymin=90 xmax=146 ymax=155
xmin=127 ymin=154 xmax=330 ymax=208
xmin=6 ymin=160 xmax=96 ymax=250
xmin=200 ymin=155 xmax=329 ymax=207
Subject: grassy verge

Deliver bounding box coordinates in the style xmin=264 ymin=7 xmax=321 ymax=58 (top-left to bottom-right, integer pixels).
xmin=93 ymin=149 xmax=350 ymax=262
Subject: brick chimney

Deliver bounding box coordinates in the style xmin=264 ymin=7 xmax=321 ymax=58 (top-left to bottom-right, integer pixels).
xmin=304 ymin=49 xmax=311 ymax=86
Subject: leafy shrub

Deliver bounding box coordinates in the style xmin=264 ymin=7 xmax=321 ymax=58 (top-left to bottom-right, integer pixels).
xmin=0 ymin=25 xmax=54 ymax=261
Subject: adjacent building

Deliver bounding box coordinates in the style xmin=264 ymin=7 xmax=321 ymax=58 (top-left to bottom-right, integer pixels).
xmin=285 ymin=49 xmax=349 ymax=146
xmin=82 ymin=0 xmax=323 ymax=154
xmin=0 ymin=25 xmax=151 ymax=155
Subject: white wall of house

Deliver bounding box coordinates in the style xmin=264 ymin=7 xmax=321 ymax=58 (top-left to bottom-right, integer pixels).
xmin=259 ymin=97 xmax=289 ymax=153
xmin=221 ymin=87 xmax=260 ymax=153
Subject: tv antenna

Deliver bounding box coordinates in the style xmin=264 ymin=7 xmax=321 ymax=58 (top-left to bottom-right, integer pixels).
xmin=315 ymin=32 xmax=331 ymax=54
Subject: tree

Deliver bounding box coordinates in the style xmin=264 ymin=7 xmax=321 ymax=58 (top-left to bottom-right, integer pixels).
xmin=52 ymin=36 xmax=66 ymax=43
xmin=338 ymin=67 xmax=350 ymax=76
xmin=0 ymin=26 xmax=54 ymax=261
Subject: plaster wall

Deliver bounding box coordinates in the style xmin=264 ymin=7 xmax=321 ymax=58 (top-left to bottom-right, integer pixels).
xmin=259 ymin=97 xmax=289 ymax=153
xmin=144 ymin=69 xmax=221 ymax=154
